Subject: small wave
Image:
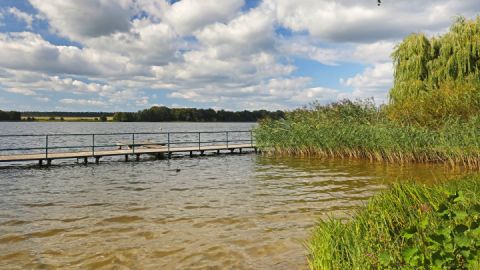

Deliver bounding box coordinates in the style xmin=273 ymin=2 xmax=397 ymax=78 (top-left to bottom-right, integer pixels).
xmin=70 ymin=202 xmax=110 ymax=208
xmin=0 ymin=219 xmax=30 ymax=226
xmin=60 ymin=217 xmax=89 ymax=223
xmin=184 ymin=205 xmax=211 ymax=210
xmin=28 ymin=228 xmax=67 ymax=238
xmin=101 ymin=215 xmax=145 ymax=223
xmin=170 ymin=188 xmax=189 ymax=191
xmin=0 ymin=251 xmax=29 ymax=261
xmin=22 ymin=202 xmax=58 ymax=207
xmin=0 ymin=234 xmax=26 ymax=244
xmin=127 ymin=207 xmax=150 ymax=212
xmin=152 ymin=247 xmax=185 ymax=258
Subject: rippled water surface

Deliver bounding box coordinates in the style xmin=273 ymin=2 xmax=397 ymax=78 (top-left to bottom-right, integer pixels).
xmin=0 ymin=123 xmax=468 ymax=269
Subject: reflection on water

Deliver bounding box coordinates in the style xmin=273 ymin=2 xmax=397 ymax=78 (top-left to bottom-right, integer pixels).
xmin=0 ymin=153 xmax=470 ymax=269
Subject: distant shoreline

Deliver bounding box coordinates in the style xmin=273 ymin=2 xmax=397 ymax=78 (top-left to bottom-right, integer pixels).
xmin=2 ymin=117 xmax=260 ymax=123
xmin=20 ymin=116 xmax=113 ymax=122
xmin=2 ymin=106 xmax=285 ymax=122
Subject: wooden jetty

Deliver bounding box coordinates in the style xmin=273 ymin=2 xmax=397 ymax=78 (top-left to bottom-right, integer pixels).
xmin=0 ymin=131 xmax=257 ymax=166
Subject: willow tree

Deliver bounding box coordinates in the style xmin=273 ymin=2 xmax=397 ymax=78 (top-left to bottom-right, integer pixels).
xmin=387 ymin=17 xmax=480 ymax=125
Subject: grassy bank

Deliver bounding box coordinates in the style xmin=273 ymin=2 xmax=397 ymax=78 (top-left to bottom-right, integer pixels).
xmin=308 ymin=176 xmax=480 ymax=269
xmin=255 ymin=100 xmax=480 ymax=168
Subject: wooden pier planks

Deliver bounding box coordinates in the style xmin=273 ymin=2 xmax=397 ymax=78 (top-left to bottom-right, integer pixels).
xmin=0 ymin=144 xmax=256 ymax=163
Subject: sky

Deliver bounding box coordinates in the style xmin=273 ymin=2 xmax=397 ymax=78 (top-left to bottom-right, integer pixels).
xmin=0 ymin=0 xmax=478 ymax=112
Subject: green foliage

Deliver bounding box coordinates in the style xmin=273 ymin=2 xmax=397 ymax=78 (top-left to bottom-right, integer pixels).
xmin=288 ymin=99 xmax=381 ymax=125
xmin=112 ymin=112 xmax=138 ymax=122
xmin=307 ymin=177 xmax=480 ymax=270
xmin=113 ymin=106 xmax=285 ymax=122
xmin=388 ymin=17 xmax=480 ymax=125
xmin=255 ymin=100 xmax=480 ymax=168
xmin=0 ymin=110 xmax=21 ymax=121
xmin=23 ymin=111 xmax=113 ymax=118
xmin=398 ymin=191 xmax=480 ymax=269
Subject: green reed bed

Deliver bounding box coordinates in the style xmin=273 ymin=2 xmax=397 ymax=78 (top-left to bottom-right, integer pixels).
xmin=307 ymin=176 xmax=480 ymax=269
xmin=255 ymin=100 xmax=480 ymax=168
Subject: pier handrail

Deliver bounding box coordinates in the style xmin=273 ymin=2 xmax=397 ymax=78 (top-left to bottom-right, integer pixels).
xmin=0 ymin=130 xmax=253 ymax=137
xmin=0 ymin=130 xmax=255 ymax=159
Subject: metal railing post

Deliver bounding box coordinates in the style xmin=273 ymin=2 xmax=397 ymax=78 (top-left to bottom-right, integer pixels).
xmin=198 ymin=132 xmax=201 ymax=150
xmin=92 ymin=134 xmax=95 ymax=156
xmin=132 ymin=133 xmax=135 ymax=154
xmin=250 ymin=131 xmax=253 ymax=147
xmin=45 ymin=135 xmax=49 ymax=159
xmin=167 ymin=132 xmax=170 ymax=152
xmin=226 ymin=131 xmax=229 ymax=148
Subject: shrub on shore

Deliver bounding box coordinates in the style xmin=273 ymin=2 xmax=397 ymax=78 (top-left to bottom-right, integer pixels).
xmin=308 ymin=176 xmax=480 ymax=269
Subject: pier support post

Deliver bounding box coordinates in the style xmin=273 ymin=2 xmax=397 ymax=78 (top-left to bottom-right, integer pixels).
xmin=239 ymin=148 xmax=242 ymax=154
xmin=84 ymin=157 xmax=88 ymax=164
xmin=217 ymin=149 xmax=220 ymax=154
xmin=200 ymin=150 xmax=205 ymax=156
xmin=95 ymin=156 xmax=100 ymax=164
xmin=38 ymin=159 xmax=43 ymax=166
xmin=190 ymin=151 xmax=193 ymax=157
xmin=46 ymin=159 xmax=52 ymax=166
xmin=230 ymin=149 xmax=234 ymax=154
xmin=254 ymin=147 xmax=258 ymax=154
xmin=168 ymin=152 xmax=172 ymax=159
xmin=125 ymin=155 xmax=129 ymax=162
xmin=136 ymin=154 xmax=140 ymax=161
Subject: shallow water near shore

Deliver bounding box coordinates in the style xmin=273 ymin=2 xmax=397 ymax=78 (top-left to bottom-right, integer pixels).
xmin=0 ymin=122 xmax=470 ymax=269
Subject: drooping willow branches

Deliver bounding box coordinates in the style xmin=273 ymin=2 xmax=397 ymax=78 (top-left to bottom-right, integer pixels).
xmin=388 ymin=17 xmax=480 ymax=125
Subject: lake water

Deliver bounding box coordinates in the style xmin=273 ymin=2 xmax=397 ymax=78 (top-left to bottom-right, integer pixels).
xmin=0 ymin=122 xmax=468 ymax=269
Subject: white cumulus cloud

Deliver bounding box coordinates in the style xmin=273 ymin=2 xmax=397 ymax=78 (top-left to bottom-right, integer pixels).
xmin=0 ymin=0 xmax=478 ymax=110
xmin=341 ymin=62 xmax=393 ymax=103
xmin=60 ymin=98 xmax=107 ymax=107
xmin=266 ymin=0 xmax=480 ymax=42
xmin=7 ymin=7 xmax=35 ymax=29
xmin=30 ymin=0 xmax=134 ymax=40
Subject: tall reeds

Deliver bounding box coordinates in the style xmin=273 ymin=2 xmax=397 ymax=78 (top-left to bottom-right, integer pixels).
xmin=255 ymin=100 xmax=480 ymax=168
xmin=256 ymin=17 xmax=480 ymax=168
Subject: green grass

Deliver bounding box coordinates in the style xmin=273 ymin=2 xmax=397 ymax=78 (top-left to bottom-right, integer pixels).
xmin=308 ymin=176 xmax=480 ymax=269
xmin=255 ymin=100 xmax=480 ymax=168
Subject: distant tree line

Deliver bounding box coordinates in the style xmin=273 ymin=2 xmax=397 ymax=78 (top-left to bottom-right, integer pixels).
xmin=2 ymin=107 xmax=285 ymax=122
xmin=112 ymin=106 xmax=285 ymax=122
xmin=0 ymin=110 xmax=21 ymax=121
xmin=22 ymin=111 xmax=114 ymax=118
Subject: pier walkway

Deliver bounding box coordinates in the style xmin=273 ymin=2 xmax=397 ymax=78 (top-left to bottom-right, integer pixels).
xmin=0 ymin=131 xmax=256 ymax=166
